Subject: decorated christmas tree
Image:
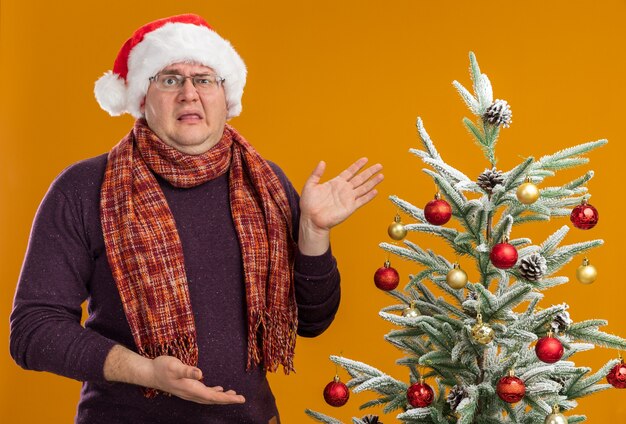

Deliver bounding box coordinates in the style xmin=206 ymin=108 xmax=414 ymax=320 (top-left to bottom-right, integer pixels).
xmin=305 ymin=52 xmax=626 ymax=424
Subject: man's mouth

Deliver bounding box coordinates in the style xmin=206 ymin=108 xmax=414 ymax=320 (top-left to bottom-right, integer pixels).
xmin=177 ymin=113 xmax=202 ymax=121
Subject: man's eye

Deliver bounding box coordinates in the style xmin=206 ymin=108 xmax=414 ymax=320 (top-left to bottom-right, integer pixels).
xmin=195 ymin=77 xmax=212 ymax=86
xmin=161 ymin=76 xmax=179 ymax=86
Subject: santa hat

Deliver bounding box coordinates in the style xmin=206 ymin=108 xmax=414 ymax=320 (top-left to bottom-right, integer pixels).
xmin=94 ymin=14 xmax=246 ymax=119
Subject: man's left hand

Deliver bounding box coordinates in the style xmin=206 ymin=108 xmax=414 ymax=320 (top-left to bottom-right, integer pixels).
xmin=298 ymin=157 xmax=383 ymax=255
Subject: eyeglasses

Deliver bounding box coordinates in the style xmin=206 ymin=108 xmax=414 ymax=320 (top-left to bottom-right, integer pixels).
xmin=148 ymin=73 xmax=226 ymax=92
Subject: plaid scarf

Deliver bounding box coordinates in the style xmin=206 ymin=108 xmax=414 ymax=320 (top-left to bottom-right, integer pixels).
xmin=100 ymin=120 xmax=297 ymax=396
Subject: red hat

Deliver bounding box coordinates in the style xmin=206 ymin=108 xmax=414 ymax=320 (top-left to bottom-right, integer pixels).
xmin=94 ymin=14 xmax=246 ymax=119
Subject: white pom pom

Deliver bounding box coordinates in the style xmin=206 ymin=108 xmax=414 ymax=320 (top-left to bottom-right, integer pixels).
xmin=94 ymin=71 xmax=128 ymax=116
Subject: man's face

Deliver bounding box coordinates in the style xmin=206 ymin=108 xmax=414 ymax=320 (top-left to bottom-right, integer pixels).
xmin=141 ymin=62 xmax=228 ymax=155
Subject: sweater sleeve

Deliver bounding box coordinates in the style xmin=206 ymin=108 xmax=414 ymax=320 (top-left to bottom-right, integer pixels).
xmin=267 ymin=161 xmax=341 ymax=338
xmin=9 ymin=171 xmax=117 ymax=382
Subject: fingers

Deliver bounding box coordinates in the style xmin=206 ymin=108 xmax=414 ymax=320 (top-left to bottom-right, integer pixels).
xmin=309 ymin=158 xmax=383 ymax=188
xmin=354 ymin=172 xmax=384 ymax=198
xmin=350 ymin=163 xmax=384 ymax=189
xmin=338 ymin=157 xmax=369 ymax=181
xmin=354 ymin=189 xmax=379 ymax=209
xmin=173 ymin=379 xmax=246 ymax=405
xmin=202 ymin=387 xmax=246 ymax=405
xmin=180 ymin=365 xmax=203 ymax=380
xmin=198 ymin=385 xmax=246 ymax=405
xmin=304 ymin=161 xmax=326 ymax=188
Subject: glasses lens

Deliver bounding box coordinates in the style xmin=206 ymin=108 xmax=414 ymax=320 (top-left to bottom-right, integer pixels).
xmin=156 ymin=75 xmax=183 ymax=90
xmin=193 ymin=75 xmax=223 ymax=91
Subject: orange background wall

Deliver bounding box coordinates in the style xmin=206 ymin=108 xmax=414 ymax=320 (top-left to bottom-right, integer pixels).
xmin=2 ymin=1 xmax=625 ymax=422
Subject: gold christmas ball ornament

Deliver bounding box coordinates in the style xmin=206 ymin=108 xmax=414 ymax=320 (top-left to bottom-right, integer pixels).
xmin=516 ymin=176 xmax=540 ymax=205
xmin=544 ymin=405 xmax=568 ymax=424
xmin=446 ymin=263 xmax=468 ymax=289
xmin=402 ymin=301 xmax=421 ymax=318
xmin=471 ymin=313 xmax=495 ymax=344
xmin=388 ymin=214 xmax=407 ymax=241
xmin=576 ymin=257 xmax=597 ymax=285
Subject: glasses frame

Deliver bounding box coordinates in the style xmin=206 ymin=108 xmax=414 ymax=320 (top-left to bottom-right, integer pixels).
xmin=148 ymin=73 xmax=226 ymax=92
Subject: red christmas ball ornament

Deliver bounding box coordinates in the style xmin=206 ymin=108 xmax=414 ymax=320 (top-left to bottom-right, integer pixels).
xmin=424 ymin=193 xmax=452 ymax=225
xmin=374 ymin=260 xmax=400 ymax=291
xmin=607 ymin=360 xmax=626 ymax=389
xmin=535 ymin=332 xmax=564 ymax=364
xmin=570 ymin=199 xmax=599 ymax=230
xmin=323 ymin=375 xmax=350 ymax=407
xmin=407 ymin=379 xmax=434 ymax=408
xmin=490 ymin=239 xmax=518 ymax=269
xmin=496 ymin=371 xmax=526 ymax=403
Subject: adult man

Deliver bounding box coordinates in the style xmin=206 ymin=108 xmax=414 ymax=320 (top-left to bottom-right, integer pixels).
xmin=10 ymin=14 xmax=383 ymax=424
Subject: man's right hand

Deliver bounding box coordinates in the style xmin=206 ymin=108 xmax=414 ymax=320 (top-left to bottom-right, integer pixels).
xmin=104 ymin=344 xmax=246 ymax=405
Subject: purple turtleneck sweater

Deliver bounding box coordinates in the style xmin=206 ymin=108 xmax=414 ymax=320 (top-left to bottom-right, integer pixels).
xmin=10 ymin=153 xmax=341 ymax=424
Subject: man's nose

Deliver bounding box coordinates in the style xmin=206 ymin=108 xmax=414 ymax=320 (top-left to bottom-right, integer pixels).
xmin=178 ymin=78 xmax=199 ymax=101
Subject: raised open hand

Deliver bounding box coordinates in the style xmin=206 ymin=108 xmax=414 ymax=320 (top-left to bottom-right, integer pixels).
xmin=300 ymin=157 xmax=383 ymax=232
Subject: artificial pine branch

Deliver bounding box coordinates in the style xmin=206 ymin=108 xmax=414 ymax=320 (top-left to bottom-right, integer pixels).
xmin=360 ymin=395 xmax=397 ymax=409
xmin=389 ymin=195 xmax=426 ymax=222
xmin=383 ymin=290 xmax=412 ymax=305
xmin=490 ymin=214 xmax=514 ymax=246
xmin=568 ymin=359 xmax=620 ymax=398
xmin=544 ymin=240 xmax=604 ymax=275
xmin=490 ymin=283 xmax=534 ymax=320
xmin=395 ymin=406 xmax=434 ymax=421
xmin=379 ymin=311 xmax=434 ymax=328
xmin=462 ymin=118 xmax=486 ymax=148
xmin=379 ymin=242 xmax=448 ymax=270
xmin=416 ymin=117 xmax=443 ymax=162
xmin=305 ymin=409 xmax=345 ymax=424
xmin=431 ymin=277 xmax=467 ymax=304
xmin=563 ymin=171 xmax=594 ymax=190
xmin=452 ymin=84 xmax=480 ymax=115
xmin=434 ymin=298 xmax=467 ymax=320
xmin=502 ymin=157 xmax=534 ymax=192
xmin=539 ymin=225 xmax=570 ymax=255
xmin=536 ymin=140 xmax=607 ymax=166
xmin=542 ymin=196 xmax=590 ymax=208
xmin=568 ymin=319 xmax=608 ymax=331
xmin=542 ymin=158 xmax=590 ymax=170
xmin=514 ymin=215 xmax=551 ymax=225
xmin=433 ymin=314 xmax=467 ymax=331
xmin=406 ymin=270 xmax=436 ymax=290
xmin=419 ymin=155 xmax=474 ymax=187
xmin=531 ymin=276 xmax=570 ymax=290
xmin=566 ymin=328 xmax=626 ymax=351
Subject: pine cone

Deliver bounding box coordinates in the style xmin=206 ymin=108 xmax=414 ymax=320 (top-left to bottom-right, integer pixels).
xmin=462 ymin=290 xmax=479 ymax=314
xmin=550 ymin=375 xmax=570 ymax=395
xmin=551 ymin=308 xmax=573 ymax=333
xmin=483 ymin=99 xmax=512 ymax=128
xmin=477 ymin=167 xmax=504 ymax=194
xmin=519 ymin=253 xmax=547 ymax=281
xmin=446 ymin=385 xmax=467 ymax=411
xmin=465 ymin=291 xmax=478 ymax=302
xmin=361 ymin=415 xmax=382 ymax=424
